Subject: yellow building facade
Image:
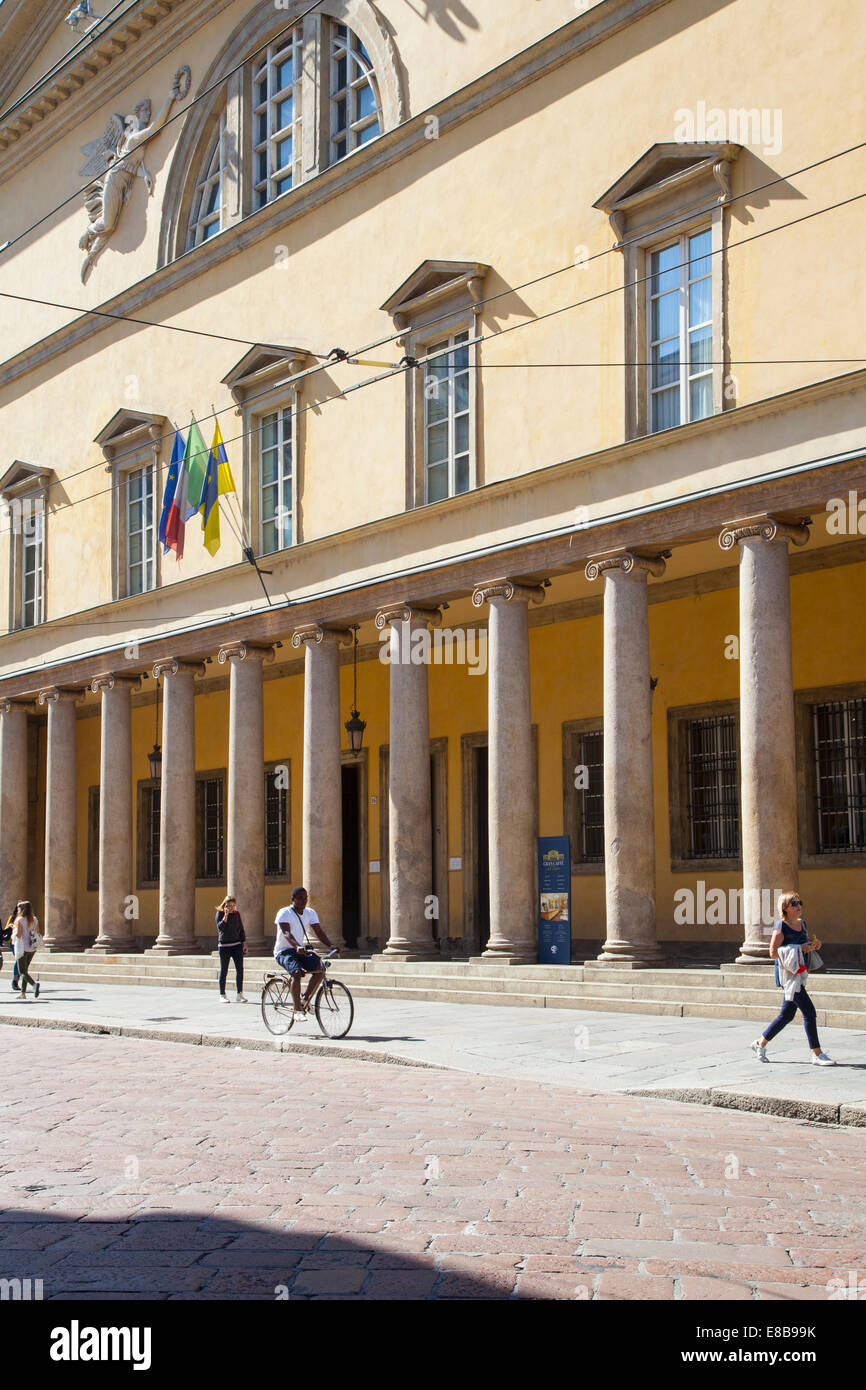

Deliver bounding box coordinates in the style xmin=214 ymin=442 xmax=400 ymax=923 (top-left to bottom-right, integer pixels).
xmin=0 ymin=0 xmax=864 ymax=964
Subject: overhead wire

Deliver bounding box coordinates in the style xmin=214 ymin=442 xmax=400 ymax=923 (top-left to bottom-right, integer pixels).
xmin=0 ymin=0 xmax=139 ymax=125
xmin=2 ymin=181 xmax=866 ymax=546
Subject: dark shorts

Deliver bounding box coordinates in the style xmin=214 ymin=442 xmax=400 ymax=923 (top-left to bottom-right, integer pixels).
xmin=276 ymin=947 xmax=322 ymax=977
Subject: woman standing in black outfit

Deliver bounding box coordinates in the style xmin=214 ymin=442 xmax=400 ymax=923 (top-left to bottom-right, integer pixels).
xmin=215 ymin=895 xmax=247 ymax=1003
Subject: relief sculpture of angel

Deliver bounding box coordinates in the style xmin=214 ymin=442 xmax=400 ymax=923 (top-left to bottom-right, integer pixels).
xmin=78 ymin=64 xmax=191 ymax=283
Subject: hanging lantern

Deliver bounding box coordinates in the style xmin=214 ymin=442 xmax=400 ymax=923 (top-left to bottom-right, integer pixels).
xmin=344 ymin=625 xmax=366 ymax=755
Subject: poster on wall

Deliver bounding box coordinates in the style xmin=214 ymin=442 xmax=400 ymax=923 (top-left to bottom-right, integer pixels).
xmin=537 ymin=835 xmax=571 ymax=964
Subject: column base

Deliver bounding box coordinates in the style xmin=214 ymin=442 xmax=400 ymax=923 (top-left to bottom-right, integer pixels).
xmin=476 ymin=950 xmax=536 ymax=964
xmin=382 ymin=941 xmax=439 ymax=961
xmin=595 ymin=942 xmax=664 ymax=967
xmin=87 ymin=941 xmax=143 ymax=955
xmin=147 ymin=941 xmax=201 ymax=955
xmin=41 ymin=939 xmax=85 ymax=953
xmin=733 ymin=950 xmax=771 ymax=965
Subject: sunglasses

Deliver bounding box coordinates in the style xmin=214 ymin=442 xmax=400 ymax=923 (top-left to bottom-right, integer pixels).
xmin=789 ymin=898 xmax=803 ymax=908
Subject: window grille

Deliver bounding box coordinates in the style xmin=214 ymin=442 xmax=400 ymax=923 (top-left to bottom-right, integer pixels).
xmin=578 ymin=728 xmax=604 ymax=862
xmin=685 ymin=714 xmax=740 ymax=858
xmin=812 ymin=699 xmax=866 ymax=852
xmin=265 ymin=768 xmax=288 ymax=877
xmin=197 ymin=777 xmax=224 ymax=880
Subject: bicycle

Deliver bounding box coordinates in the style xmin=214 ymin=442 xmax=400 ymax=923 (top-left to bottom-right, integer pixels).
xmin=260 ymin=950 xmax=354 ymax=1039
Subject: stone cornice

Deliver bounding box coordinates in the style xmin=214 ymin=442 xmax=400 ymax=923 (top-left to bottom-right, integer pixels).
xmin=584 ymin=551 xmax=667 ymax=581
xmin=0 ymin=0 xmax=675 ymax=390
xmin=719 ymin=515 xmax=811 ymax=551
xmin=0 ymin=0 xmax=236 ymax=177
xmin=471 ymin=578 xmax=546 ymax=607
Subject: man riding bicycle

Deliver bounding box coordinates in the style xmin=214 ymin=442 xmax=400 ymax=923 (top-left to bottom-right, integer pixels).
xmin=274 ymin=887 xmax=335 ymax=1015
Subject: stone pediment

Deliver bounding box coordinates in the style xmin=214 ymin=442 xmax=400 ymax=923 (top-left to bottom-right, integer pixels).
xmin=381 ymin=259 xmax=490 ymax=327
xmin=95 ymin=408 xmax=167 ymax=470
xmin=594 ymin=142 xmax=742 ymax=245
xmin=221 ymin=345 xmax=312 ymax=405
xmin=0 ymin=459 xmax=53 ymax=498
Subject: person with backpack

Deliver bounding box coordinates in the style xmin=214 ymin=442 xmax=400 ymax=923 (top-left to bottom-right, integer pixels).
xmin=1 ymin=909 xmax=19 ymax=990
xmin=215 ymin=894 xmax=247 ymax=1003
xmin=12 ymin=901 xmax=41 ymax=1000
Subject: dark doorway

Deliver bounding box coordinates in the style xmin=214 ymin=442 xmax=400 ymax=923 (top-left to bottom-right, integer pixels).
xmin=341 ymin=763 xmax=361 ymax=949
xmin=474 ymin=744 xmax=490 ymax=949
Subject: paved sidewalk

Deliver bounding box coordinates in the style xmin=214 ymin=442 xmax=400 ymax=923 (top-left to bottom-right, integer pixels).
xmin=0 ymin=979 xmax=863 ymax=1125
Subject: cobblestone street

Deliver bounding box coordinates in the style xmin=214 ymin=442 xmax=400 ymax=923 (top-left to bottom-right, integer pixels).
xmin=1 ymin=1025 xmax=864 ymax=1300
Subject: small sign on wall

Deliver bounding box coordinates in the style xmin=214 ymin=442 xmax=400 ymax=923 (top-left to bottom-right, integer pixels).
xmin=537 ymin=835 xmax=571 ymax=965
xmin=449 ymin=857 xmax=462 ymax=871
xmin=369 ymin=861 xmax=380 ymax=874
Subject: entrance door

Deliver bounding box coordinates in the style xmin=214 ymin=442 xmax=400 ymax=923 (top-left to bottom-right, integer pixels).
xmin=341 ymin=762 xmax=362 ymax=949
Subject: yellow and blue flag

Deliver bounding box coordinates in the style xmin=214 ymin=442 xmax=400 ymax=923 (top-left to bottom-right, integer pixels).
xmin=200 ymin=421 xmax=234 ymax=557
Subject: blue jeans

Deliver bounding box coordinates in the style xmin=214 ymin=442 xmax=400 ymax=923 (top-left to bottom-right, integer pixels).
xmin=762 ymin=986 xmax=820 ymax=1051
xmin=218 ymin=943 xmax=244 ymax=995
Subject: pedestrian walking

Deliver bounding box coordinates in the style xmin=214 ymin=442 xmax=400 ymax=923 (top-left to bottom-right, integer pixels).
xmin=12 ymin=901 xmax=41 ymax=1000
xmin=215 ymin=894 xmax=247 ymax=1003
xmin=751 ymin=891 xmax=836 ymax=1065
xmin=1 ymin=908 xmax=19 ymax=990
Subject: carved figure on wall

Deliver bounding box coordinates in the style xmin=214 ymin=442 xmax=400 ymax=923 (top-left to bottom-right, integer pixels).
xmin=78 ymin=64 xmax=191 ymax=283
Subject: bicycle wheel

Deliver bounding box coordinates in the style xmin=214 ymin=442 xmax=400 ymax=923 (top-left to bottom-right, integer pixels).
xmin=315 ymin=979 xmax=354 ymax=1039
xmin=261 ymin=976 xmax=295 ymax=1035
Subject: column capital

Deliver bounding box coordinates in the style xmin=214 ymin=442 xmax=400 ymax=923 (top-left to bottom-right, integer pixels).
xmin=290 ymin=623 xmax=353 ymax=650
xmin=719 ymin=514 xmax=811 ymax=552
xmin=584 ymin=551 xmax=667 ymax=582
xmin=217 ymin=640 xmax=276 ymax=666
xmin=375 ymin=603 xmax=442 ymax=631
xmin=0 ymin=698 xmax=36 ymax=716
xmin=90 ymin=673 xmax=142 ymax=695
xmin=37 ymin=687 xmax=83 ymax=707
xmin=471 ymin=577 xmax=546 ymax=608
xmin=151 ymin=657 xmax=207 ymax=680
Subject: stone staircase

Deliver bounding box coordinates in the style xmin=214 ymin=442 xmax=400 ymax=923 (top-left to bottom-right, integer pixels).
xmin=27 ymin=953 xmax=866 ymax=1030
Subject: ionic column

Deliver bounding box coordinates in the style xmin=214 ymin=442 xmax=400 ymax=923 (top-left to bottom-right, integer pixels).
xmin=37 ymin=688 xmax=81 ymax=951
xmin=719 ymin=516 xmax=809 ymax=963
xmin=471 ymin=579 xmax=545 ymax=962
xmin=291 ymin=624 xmax=353 ymax=949
xmin=585 ymin=551 xmax=666 ymax=965
xmin=149 ymin=659 xmax=205 ymax=954
xmin=0 ymin=700 xmax=31 ymax=912
xmin=89 ymin=674 xmax=141 ymax=952
xmin=375 ymin=603 xmax=441 ymax=959
xmin=218 ymin=641 xmax=275 ymax=955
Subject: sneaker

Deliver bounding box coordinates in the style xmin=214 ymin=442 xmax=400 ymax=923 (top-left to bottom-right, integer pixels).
xmin=751 ymin=1039 xmax=768 ymax=1062
xmin=811 ymin=1052 xmax=836 ymax=1066
xmin=34 ymin=981 xmax=40 ymax=999
xmin=235 ymin=994 xmax=247 ymax=1004
xmin=11 ymin=980 xmax=19 ymax=991
xmin=219 ymin=994 xmax=231 ymax=1004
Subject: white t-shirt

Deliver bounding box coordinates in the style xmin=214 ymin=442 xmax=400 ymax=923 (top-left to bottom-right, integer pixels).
xmin=274 ymin=905 xmax=320 ymax=958
xmin=13 ymin=916 xmax=39 ymax=957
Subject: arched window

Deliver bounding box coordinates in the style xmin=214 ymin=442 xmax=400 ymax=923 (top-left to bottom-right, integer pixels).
xmin=187 ymin=112 xmax=226 ymax=248
xmin=163 ymin=3 xmax=404 ymax=263
xmin=330 ymin=22 xmax=382 ymax=162
xmin=252 ymin=30 xmax=304 ymax=209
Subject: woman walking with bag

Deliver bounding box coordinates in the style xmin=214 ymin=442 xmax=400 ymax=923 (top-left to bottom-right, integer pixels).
xmin=751 ymin=891 xmax=835 ymax=1065
xmin=12 ymin=901 xmax=41 ymax=1000
xmin=215 ymin=895 xmax=247 ymax=1003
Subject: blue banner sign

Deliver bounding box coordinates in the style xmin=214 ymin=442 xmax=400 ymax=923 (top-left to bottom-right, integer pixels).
xmin=537 ymin=835 xmax=571 ymax=964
